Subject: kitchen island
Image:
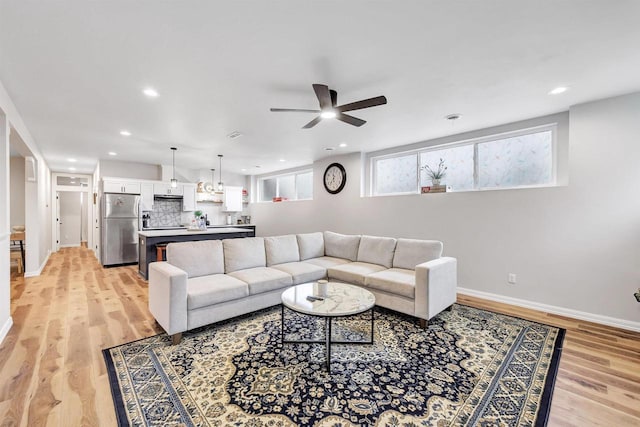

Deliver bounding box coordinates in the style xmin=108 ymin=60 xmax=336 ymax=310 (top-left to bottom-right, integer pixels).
xmin=138 ymin=225 xmax=256 ymax=279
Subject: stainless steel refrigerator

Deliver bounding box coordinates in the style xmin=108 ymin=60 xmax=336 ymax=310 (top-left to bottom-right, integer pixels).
xmin=101 ymin=193 xmax=140 ymax=266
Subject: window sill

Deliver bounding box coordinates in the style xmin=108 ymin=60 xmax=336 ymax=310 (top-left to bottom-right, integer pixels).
xmin=254 ymin=198 xmax=313 ymax=204
xmin=370 ymin=183 xmax=562 ymax=198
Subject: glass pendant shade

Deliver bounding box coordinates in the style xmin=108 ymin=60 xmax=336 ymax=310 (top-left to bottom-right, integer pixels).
xmin=171 ymin=147 xmax=178 ymax=187
xmin=218 ymin=154 xmax=224 ymax=191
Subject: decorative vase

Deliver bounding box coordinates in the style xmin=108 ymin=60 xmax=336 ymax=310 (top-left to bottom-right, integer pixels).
xmin=432 ymin=178 xmax=441 ymax=186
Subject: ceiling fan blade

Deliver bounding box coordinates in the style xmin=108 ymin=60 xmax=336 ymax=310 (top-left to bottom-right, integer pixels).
xmin=270 ymin=108 xmax=320 ymax=113
xmin=336 ymin=113 xmax=366 ymax=127
xmin=330 ymin=90 xmax=337 ymax=107
xmin=336 ymin=95 xmax=387 ymax=113
xmin=312 ymin=84 xmax=332 ymax=110
xmin=302 ymin=116 xmax=323 ymax=129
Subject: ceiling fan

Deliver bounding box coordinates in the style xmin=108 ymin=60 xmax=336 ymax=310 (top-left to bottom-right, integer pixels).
xmin=270 ymin=84 xmax=387 ymax=128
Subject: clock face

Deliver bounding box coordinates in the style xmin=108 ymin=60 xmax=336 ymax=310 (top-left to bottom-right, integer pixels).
xmin=323 ymin=163 xmax=347 ymax=194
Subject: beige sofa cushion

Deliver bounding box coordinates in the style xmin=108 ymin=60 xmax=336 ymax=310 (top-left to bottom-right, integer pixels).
xmin=324 ymin=231 xmax=360 ymax=261
xmin=327 ymin=262 xmax=387 ymax=286
xmin=223 ymin=237 xmax=266 ymax=273
xmin=357 ymin=235 xmax=397 ymax=268
xmin=187 ymin=274 xmax=249 ymax=309
xmin=271 ymin=261 xmax=326 ymax=285
xmin=265 ymin=235 xmax=300 ymax=266
xmin=304 ymin=256 xmax=350 ymax=269
xmin=167 ymin=240 xmax=224 ymax=278
xmin=393 ymin=239 xmax=443 ymax=270
xmin=228 ymin=267 xmax=293 ymax=295
xmin=365 ymin=268 xmax=415 ymax=299
xmin=297 ymin=232 xmax=325 ymax=260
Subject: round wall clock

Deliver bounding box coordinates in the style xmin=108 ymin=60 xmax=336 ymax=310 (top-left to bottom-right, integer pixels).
xmin=323 ymin=163 xmax=347 ymax=194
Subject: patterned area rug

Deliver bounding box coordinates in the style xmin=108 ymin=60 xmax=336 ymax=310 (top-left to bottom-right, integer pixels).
xmin=103 ymin=304 xmax=564 ymax=426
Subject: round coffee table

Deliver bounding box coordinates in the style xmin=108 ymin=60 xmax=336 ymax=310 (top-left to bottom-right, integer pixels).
xmin=281 ymin=282 xmax=375 ymax=371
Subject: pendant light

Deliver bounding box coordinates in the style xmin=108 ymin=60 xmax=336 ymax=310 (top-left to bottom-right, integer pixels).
xmin=208 ymin=168 xmax=215 ymax=193
xmin=217 ymin=154 xmax=224 ymax=191
xmin=170 ymin=147 xmax=178 ymax=188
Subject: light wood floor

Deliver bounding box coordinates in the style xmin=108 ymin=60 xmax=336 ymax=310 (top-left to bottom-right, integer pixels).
xmin=0 ymin=247 xmax=638 ymax=426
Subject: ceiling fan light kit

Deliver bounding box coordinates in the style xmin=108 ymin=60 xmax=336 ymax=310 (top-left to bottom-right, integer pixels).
xmin=271 ymin=83 xmax=387 ymax=128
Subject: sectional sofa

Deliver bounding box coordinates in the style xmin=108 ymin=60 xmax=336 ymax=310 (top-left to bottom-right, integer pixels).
xmin=148 ymin=231 xmax=457 ymax=344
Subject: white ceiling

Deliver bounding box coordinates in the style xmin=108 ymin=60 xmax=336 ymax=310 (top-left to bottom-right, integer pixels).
xmin=1 ymin=1 xmax=639 ymax=175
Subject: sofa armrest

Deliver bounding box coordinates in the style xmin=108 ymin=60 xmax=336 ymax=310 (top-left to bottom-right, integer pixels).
xmin=149 ymin=262 xmax=188 ymax=335
xmin=414 ymin=257 xmax=457 ymax=320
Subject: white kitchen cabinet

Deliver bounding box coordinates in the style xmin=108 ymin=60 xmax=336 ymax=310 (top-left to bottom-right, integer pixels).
xmin=182 ymin=184 xmax=197 ymax=211
xmin=153 ymin=183 xmax=183 ymax=196
xmin=103 ymin=180 xmax=141 ymax=194
xmin=223 ymin=186 xmax=243 ymax=212
xmin=140 ymin=183 xmax=154 ymax=211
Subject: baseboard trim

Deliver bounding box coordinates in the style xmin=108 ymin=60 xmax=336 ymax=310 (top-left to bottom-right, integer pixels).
xmin=60 ymin=244 xmax=81 ymax=248
xmin=457 ymin=287 xmax=640 ymax=333
xmin=0 ymin=316 xmax=13 ymax=344
xmin=24 ymin=250 xmax=51 ymax=278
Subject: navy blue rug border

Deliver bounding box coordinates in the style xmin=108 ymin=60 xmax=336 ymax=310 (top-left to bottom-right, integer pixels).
xmin=535 ymin=327 xmax=565 ymax=427
xmin=102 ymin=303 xmax=567 ymax=427
xmin=102 ymin=347 xmax=130 ymax=427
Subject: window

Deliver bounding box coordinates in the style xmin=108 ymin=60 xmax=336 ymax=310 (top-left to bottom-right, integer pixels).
xmin=258 ymin=170 xmax=313 ymax=202
xmin=374 ymin=154 xmax=417 ymax=194
xmin=372 ymin=125 xmax=555 ymax=195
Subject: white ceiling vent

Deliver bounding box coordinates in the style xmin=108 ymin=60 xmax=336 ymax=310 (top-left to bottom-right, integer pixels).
xmin=227 ymin=131 xmax=243 ymax=139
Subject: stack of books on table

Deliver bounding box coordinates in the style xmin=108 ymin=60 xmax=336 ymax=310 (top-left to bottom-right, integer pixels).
xmin=421 ymin=185 xmax=452 ymax=194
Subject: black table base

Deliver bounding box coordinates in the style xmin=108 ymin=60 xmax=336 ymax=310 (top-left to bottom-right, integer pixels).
xmin=280 ymin=304 xmax=374 ymax=372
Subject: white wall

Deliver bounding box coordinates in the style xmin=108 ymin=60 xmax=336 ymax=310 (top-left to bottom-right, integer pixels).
xmin=9 ymin=156 xmax=25 ymax=228
xmin=0 ymin=107 xmax=10 ymax=343
xmin=99 ymin=159 xmax=161 ymax=181
xmin=1 ymin=79 xmax=52 ymax=343
xmin=250 ymin=92 xmax=640 ymax=328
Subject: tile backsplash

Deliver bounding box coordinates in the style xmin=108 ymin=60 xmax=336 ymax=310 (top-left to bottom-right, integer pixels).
xmin=146 ymin=199 xmax=182 ymax=227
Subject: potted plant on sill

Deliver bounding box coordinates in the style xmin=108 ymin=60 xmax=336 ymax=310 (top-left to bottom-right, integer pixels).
xmin=421 ymin=158 xmax=447 ymax=186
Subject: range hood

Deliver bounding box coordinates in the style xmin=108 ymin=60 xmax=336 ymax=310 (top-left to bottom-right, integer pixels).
xmin=154 ymin=194 xmax=183 ymax=200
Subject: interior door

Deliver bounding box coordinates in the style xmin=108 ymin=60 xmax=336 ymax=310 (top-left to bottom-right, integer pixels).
xmin=56 ymin=192 xmax=61 ymax=251
xmin=59 ymin=192 xmax=82 ymax=247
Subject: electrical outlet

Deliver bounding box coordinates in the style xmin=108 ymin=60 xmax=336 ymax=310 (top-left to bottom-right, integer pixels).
xmin=508 ymin=273 xmax=517 ymax=284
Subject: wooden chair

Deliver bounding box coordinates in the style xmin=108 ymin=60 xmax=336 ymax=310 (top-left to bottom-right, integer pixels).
xmin=156 ymin=243 xmax=169 ymax=262
xmin=10 ymin=231 xmax=25 ymax=269
xmin=10 ymin=250 xmax=23 ymax=273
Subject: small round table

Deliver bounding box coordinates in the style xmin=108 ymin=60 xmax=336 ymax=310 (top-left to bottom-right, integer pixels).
xmin=281 ymin=282 xmax=375 ymax=371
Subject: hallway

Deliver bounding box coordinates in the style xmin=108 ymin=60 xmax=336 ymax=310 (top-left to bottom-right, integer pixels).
xmin=0 ymin=247 xmax=161 ymax=426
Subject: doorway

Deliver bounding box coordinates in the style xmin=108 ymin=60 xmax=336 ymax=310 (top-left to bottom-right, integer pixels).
xmin=52 ymin=174 xmax=92 ymax=252
xmin=57 ymin=192 xmax=87 ymax=248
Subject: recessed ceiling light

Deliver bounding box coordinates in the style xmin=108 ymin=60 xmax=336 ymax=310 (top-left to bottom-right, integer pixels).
xmin=70 ymin=176 xmax=76 ymax=179
xmin=143 ymin=88 xmax=159 ymax=97
xmin=320 ymin=110 xmax=337 ymax=119
xmin=120 ymin=130 xmax=131 ymax=136
xmin=339 ymin=143 xmax=348 ymax=148
xmin=70 ymin=181 xmax=76 ymax=184
xmin=279 ymin=159 xmax=286 ymax=162
xmin=108 ymin=152 xmax=117 ymax=156
xmin=68 ymin=167 xmax=76 ymax=171
xmin=549 ymin=86 xmax=568 ymax=95
xmin=445 ymin=113 xmax=461 ymax=121
xmin=67 ymin=158 xmax=77 ymax=162
xmin=241 ymin=168 xmax=247 ymax=172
